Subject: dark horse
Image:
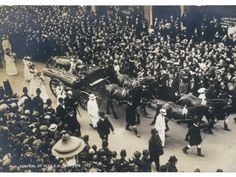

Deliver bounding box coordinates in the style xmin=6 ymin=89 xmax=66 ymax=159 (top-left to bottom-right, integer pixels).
xmin=104 ymin=83 xmax=148 ymax=119
xmin=116 ymin=72 xmax=181 ymax=102
xmin=152 ymin=100 xmax=215 ymax=133
xmin=176 ymin=93 xmax=231 ymax=131
xmin=116 ymin=73 xmax=155 ymax=89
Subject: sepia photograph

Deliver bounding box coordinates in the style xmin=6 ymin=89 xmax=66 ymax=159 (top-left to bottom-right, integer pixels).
xmin=0 ymin=1 xmax=236 ymax=173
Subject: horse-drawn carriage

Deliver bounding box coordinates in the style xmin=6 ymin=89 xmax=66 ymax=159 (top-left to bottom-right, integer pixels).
xmin=43 ymin=56 xmax=111 ymax=109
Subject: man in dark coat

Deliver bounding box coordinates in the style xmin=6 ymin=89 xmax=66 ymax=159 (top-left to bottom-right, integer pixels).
xmin=183 ymin=120 xmax=204 ymax=156
xmin=64 ymin=90 xmax=78 ymax=116
xmin=56 ymin=97 xmax=66 ymax=126
xmin=125 ymin=102 xmax=140 ymax=138
xmin=32 ymin=88 xmax=44 ymax=116
xmin=20 ymin=87 xmax=32 ymax=113
xmin=96 ymin=111 xmax=114 ymax=141
xmin=148 ymin=128 xmax=164 ymax=171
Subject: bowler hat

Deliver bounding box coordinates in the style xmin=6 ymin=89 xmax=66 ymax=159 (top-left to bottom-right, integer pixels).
xmin=151 ymin=128 xmax=158 ymax=134
xmin=99 ymin=111 xmax=105 ymax=118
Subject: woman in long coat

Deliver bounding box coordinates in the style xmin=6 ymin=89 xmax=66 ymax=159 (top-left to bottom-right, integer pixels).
xmin=4 ymin=48 xmax=17 ymax=76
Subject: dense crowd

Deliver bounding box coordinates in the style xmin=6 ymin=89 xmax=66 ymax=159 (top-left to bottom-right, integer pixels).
xmin=1 ymin=6 xmax=236 ymax=101
xmin=1 ymin=5 xmax=236 ymax=172
xmin=0 ymin=83 xmax=179 ymax=172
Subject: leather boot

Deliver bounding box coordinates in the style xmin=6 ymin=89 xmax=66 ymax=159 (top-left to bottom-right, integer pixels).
xmin=197 ymin=148 xmax=204 ymax=157
xmin=183 ymin=146 xmax=189 ymax=154
xmin=224 ymin=123 xmax=231 ymax=131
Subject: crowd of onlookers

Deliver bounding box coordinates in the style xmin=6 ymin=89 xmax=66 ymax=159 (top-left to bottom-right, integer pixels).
xmin=0 ymin=83 xmax=180 ymax=172
xmin=1 ymin=5 xmax=236 ymax=172
xmin=0 ymin=6 xmax=236 ymax=101
xmin=0 ymin=82 xmax=227 ymax=172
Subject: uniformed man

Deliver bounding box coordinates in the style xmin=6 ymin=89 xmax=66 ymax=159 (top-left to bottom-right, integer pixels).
xmin=183 ymin=120 xmax=204 ymax=157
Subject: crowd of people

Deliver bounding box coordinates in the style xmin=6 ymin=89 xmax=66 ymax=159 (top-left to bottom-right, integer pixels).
xmin=1 ymin=5 xmax=236 ymax=172
xmin=0 ymin=83 xmax=178 ymax=172
xmin=1 ymin=6 xmax=236 ymax=102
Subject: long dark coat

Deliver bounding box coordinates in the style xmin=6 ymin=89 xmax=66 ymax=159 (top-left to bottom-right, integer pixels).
xmin=148 ymin=134 xmax=164 ymax=158
xmin=97 ymin=117 xmax=114 ymax=137
xmin=186 ymin=124 xmax=202 ymax=146
xmin=32 ymin=95 xmax=44 ymax=115
xmin=56 ymin=104 xmax=67 ymax=123
xmin=125 ymin=104 xmax=137 ymax=126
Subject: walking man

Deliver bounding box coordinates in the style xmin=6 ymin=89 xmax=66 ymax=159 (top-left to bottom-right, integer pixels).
xmin=97 ymin=111 xmax=115 ymax=141
xmin=183 ymin=120 xmax=204 ymax=157
xmin=125 ymin=101 xmax=140 ymax=138
xmin=148 ymin=128 xmax=164 ymax=171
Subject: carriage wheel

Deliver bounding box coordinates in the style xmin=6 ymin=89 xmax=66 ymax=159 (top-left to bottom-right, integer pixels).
xmin=78 ymin=91 xmax=90 ymax=110
xmin=49 ymin=78 xmax=62 ymax=97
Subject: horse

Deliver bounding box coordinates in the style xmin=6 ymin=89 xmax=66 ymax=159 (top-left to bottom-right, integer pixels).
xmin=104 ymin=83 xmax=151 ymax=119
xmin=176 ymin=93 xmax=227 ymax=108
xmin=158 ymin=101 xmax=215 ymax=133
xmin=116 ymin=73 xmax=155 ymax=89
xmin=176 ymin=93 xmax=232 ymax=131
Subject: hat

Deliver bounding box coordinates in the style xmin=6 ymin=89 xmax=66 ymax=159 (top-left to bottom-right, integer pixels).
xmin=160 ymin=109 xmax=167 ymax=115
xmin=168 ymin=156 xmax=178 ymax=163
xmin=0 ymin=104 xmax=9 ymax=112
xmin=173 ymin=62 xmax=180 ymax=66
xmin=24 ymin=109 xmax=31 ymax=115
xmin=52 ymin=133 xmax=85 ymax=158
xmin=67 ymin=90 xmax=72 ymax=95
xmin=2 ymin=35 xmax=7 ymax=40
xmin=151 ymin=128 xmax=158 ymax=134
xmin=89 ymin=94 xmax=96 ymax=100
xmin=198 ymin=88 xmax=206 ymax=94
xmin=49 ymin=124 xmax=58 ymax=132
xmin=33 ymin=139 xmax=42 ymax=147
xmin=229 ymin=64 xmax=234 ymax=69
xmin=99 ymin=111 xmax=105 ymax=118
xmin=44 ymin=115 xmax=51 ymax=120
xmin=39 ymin=125 xmax=48 ymax=131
